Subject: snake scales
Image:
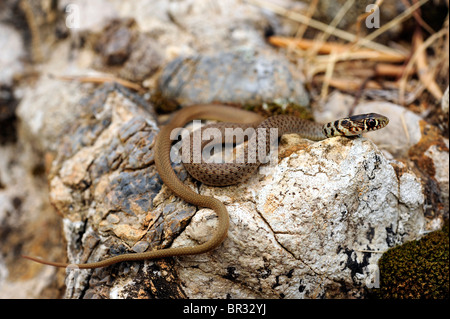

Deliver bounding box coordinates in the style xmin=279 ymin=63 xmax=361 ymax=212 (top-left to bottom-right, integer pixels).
xmin=23 ymin=104 xmax=388 ymax=269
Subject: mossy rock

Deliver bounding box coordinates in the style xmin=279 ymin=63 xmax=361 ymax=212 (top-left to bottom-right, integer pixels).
xmin=376 ymin=224 xmax=449 ymax=299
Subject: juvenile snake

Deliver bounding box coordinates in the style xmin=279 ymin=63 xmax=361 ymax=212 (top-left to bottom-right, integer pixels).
xmin=23 ymin=104 xmax=388 ymax=269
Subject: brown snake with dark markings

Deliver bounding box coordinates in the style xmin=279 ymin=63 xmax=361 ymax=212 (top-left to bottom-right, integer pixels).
xmin=23 ymin=104 xmax=388 ymax=269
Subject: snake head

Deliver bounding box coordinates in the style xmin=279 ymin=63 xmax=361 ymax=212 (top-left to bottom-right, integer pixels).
xmin=324 ymin=113 xmax=389 ymax=137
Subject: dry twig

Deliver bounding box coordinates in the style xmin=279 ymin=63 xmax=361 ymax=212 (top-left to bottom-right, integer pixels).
xmin=247 ymin=0 xmax=405 ymax=56
xmin=413 ymin=29 xmax=444 ymax=101
xmin=353 ymin=0 xmax=429 ymax=48
xmin=398 ymin=27 xmax=447 ymax=104
xmin=51 ymin=74 xmax=145 ymax=93
xmin=251 ymin=0 xmax=447 ymax=105
xmin=268 ymin=37 xmax=407 ymax=63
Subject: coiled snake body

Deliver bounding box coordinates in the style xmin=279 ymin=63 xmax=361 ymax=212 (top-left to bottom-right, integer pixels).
xmin=23 ymin=105 xmax=388 ymax=269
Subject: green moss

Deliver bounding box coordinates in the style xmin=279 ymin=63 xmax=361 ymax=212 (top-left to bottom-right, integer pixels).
xmin=244 ymin=101 xmax=314 ymax=121
xmin=376 ymin=224 xmax=449 ymax=299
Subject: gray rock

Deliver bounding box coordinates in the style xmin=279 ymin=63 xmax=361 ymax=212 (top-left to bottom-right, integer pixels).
xmin=158 ymin=50 xmax=310 ymax=108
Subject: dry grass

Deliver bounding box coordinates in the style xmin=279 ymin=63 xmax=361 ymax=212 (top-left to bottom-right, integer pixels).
xmin=52 ymin=74 xmax=145 ymax=93
xmin=248 ymin=0 xmax=449 ymax=108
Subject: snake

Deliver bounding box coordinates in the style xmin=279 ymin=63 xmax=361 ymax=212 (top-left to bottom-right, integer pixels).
xmin=22 ymin=104 xmax=388 ymax=269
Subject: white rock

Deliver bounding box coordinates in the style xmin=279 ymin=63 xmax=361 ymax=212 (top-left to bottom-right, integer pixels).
xmin=0 ymin=24 xmax=25 ymax=85
xmin=167 ymin=137 xmax=425 ymax=298
xmin=58 ymin=0 xmax=118 ymax=32
xmin=355 ymin=101 xmax=448 ymax=220
xmin=442 ymin=86 xmax=449 ymax=114
xmin=314 ymin=91 xmax=355 ymax=124
xmin=16 ymin=78 xmax=89 ymax=152
xmin=354 ymin=101 xmax=423 ymax=157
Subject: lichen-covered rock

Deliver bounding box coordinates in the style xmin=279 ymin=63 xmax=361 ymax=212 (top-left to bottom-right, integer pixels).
xmin=42 ymin=84 xmax=184 ymax=298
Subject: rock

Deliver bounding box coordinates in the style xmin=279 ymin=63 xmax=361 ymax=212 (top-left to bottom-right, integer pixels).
xmin=16 ymin=78 xmax=91 ymax=153
xmin=442 ymin=86 xmax=449 ymax=114
xmin=94 ymin=18 xmax=137 ymax=66
xmin=158 ymin=50 xmax=310 ymax=109
xmin=2 ymin=0 xmax=439 ymax=300
xmin=19 ymin=80 xmax=425 ymax=299
xmin=71 ymin=115 xmax=423 ymax=298
xmin=421 ymin=141 xmax=449 ymax=218
xmin=44 ymin=84 xmax=196 ymax=298
xmin=59 ymin=0 xmax=118 ymax=32
xmin=312 ymin=0 xmax=406 ymax=41
xmin=0 ymin=24 xmax=25 ymax=85
xmin=0 ymin=85 xmax=18 ymax=144
xmin=132 ymin=0 xmax=273 ymax=53
xmin=92 ymin=18 xmax=164 ymax=82
xmin=0 ymin=133 xmax=66 ymax=299
xmin=118 ymin=35 xmax=163 ymax=82
xmin=158 ymin=136 xmax=425 ymax=298
xmin=313 ymin=91 xmax=355 ymax=125
xmin=354 ymin=101 xmax=449 ymax=221
xmin=354 ymin=101 xmax=424 ymax=158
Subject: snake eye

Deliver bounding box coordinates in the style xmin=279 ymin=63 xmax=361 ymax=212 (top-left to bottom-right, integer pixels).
xmin=366 ymin=118 xmax=377 ymax=129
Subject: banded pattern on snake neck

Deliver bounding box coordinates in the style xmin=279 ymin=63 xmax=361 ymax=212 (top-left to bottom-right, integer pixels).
xmin=183 ymin=113 xmax=388 ymax=186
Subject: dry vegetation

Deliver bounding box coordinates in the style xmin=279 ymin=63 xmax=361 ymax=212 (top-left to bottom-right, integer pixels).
xmin=250 ymin=0 xmax=449 ymax=115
